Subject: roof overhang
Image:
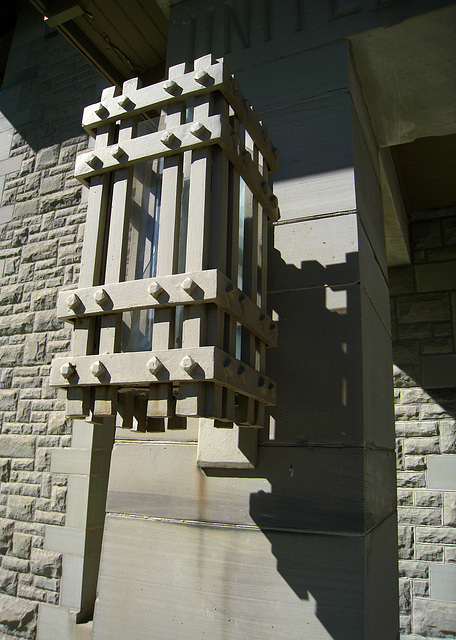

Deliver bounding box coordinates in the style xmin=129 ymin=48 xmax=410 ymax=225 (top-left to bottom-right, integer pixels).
xmin=28 ymin=0 xmax=172 ymax=86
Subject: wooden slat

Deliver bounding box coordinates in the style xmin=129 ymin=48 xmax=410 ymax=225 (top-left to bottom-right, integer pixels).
xmin=149 ymin=94 xmax=185 ymax=422
xmin=237 ymin=132 xmax=259 ymax=426
xmin=176 ymin=83 xmax=211 ymax=418
xmin=51 ymin=348 xmax=276 ymax=405
xmin=81 ymin=59 xmax=278 ymax=172
xmin=257 ymin=156 xmax=271 ymax=429
xmin=94 ymin=118 xmax=134 ymax=417
xmin=67 ymin=124 xmax=113 ymax=417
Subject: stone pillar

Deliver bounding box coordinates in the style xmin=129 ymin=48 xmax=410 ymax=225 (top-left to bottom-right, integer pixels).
xmin=90 ymin=2 xmax=398 ymax=638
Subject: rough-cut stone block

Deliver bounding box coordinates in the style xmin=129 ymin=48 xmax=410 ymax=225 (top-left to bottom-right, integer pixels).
xmin=440 ymin=420 xmax=456 ymax=453
xmin=416 ymin=526 xmax=456 ymax=545
xmin=413 ymin=580 xmax=429 ymax=598
xmin=17 ymin=583 xmax=48 ymax=602
xmin=0 ymin=345 xmax=24 ymax=368
xmin=0 ymin=435 xmax=35 ymax=458
xmin=0 ymin=566 xmax=18 ymax=596
xmin=0 ymin=593 xmax=37 ymax=636
xmin=0 ymin=284 xmax=22 ymax=306
xmin=31 ymin=289 xmax=57 ymax=312
xmin=34 ymin=576 xmax=59 ymax=592
xmin=0 ymin=459 xmax=10 ymax=483
xmin=395 ymin=421 xmax=439 ymax=437
xmin=13 ymin=532 xmax=32 ymax=559
xmin=6 ymin=495 xmax=35 ymax=522
xmin=400 ymin=388 xmax=432 ymax=404
xmin=398 ymin=526 xmax=414 ymax=559
xmin=415 ymin=491 xmax=442 ymax=508
xmin=33 ymin=310 xmax=62 ymax=333
xmin=399 ymin=579 xmax=411 ymax=613
xmin=403 ymin=437 xmax=439 ymax=455
xmin=40 ymin=174 xmax=64 ymax=195
xmin=0 ymin=312 xmax=33 ymax=336
xmin=22 ymin=240 xmax=57 ymax=264
xmin=398 ymin=561 xmax=428 ymax=579
xmin=50 ymin=486 xmax=66 ymax=512
xmin=35 ymin=145 xmax=59 ymax=170
xmin=397 ymin=490 xmax=413 ymax=506
xmin=397 ymin=471 xmax=425 ymax=488
xmin=393 ymin=365 xmax=418 ymax=388
xmin=30 ymin=548 xmax=62 ymax=579
xmin=414 ymin=598 xmax=456 ymax=637
xmin=404 ymin=455 xmax=426 ymax=471
xmin=398 ymin=507 xmax=441 ymax=526
xmin=399 ymin=614 xmax=411 ymax=635
xmin=443 ymin=492 xmax=456 ymax=526
xmin=22 ymin=335 xmax=47 ymax=365
xmin=415 ymin=543 xmax=443 ymax=562
xmin=13 ymin=198 xmax=39 ymax=218
xmin=0 ymin=390 xmax=17 ymax=411
xmin=395 ymin=404 xmax=419 ymax=420
xmin=419 ymin=403 xmax=451 ymax=420
xmin=2 ymin=556 xmax=30 ymax=574
xmin=34 ymin=510 xmax=65 ymax=526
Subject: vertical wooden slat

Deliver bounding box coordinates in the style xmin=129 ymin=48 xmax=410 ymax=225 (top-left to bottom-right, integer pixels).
xmin=224 ymin=111 xmax=241 ymax=423
xmin=256 ymin=154 xmax=270 ymax=429
xmin=93 ymin=118 xmax=134 ymax=418
xmin=67 ymin=125 xmax=113 ymax=418
xmin=148 ymin=65 xmax=186 ymax=425
xmin=203 ymin=90 xmax=230 ymax=420
xmin=176 ymin=83 xmax=211 ymax=418
xmin=237 ymin=132 xmax=259 ymax=426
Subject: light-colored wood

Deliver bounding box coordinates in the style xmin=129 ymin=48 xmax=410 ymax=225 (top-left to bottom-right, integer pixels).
xmin=94 ymin=119 xmax=134 ymax=417
xmin=237 ymin=133 xmax=258 ymax=426
xmin=51 ymin=348 xmax=276 ymax=406
xmin=57 ymin=270 xmax=277 ymax=347
xmin=75 ymin=116 xmax=279 ymax=222
xmin=69 ymin=125 xmax=113 ymax=417
xmin=81 ymin=60 xmax=278 ymax=172
xmin=149 ymin=100 xmax=184 ymax=422
xmin=58 ymin=56 xmax=278 ymax=444
xmin=176 ymin=89 xmax=211 ymax=418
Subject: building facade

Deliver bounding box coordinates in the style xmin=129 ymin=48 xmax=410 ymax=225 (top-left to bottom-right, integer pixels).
xmin=0 ymin=1 xmax=455 ymax=639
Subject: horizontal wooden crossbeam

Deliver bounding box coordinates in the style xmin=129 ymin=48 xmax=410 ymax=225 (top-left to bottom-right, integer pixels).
xmin=50 ymin=347 xmax=276 ymax=405
xmin=74 ymin=116 xmax=279 ymax=221
xmin=81 ymin=59 xmax=278 ymax=172
xmin=58 ymin=270 xmax=278 ymax=347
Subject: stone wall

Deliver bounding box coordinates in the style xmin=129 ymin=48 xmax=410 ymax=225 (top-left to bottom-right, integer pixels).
xmin=391 ymin=206 xmax=456 ymax=639
xmin=0 ymin=6 xmax=104 ymax=639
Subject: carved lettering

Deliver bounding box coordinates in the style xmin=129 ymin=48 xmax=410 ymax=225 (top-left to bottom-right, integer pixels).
xmin=224 ymin=0 xmax=251 ymax=53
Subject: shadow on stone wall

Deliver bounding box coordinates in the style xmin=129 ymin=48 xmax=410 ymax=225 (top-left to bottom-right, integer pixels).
xmin=0 ymin=5 xmax=105 ymax=153
xmin=206 ymin=246 xmax=386 ymax=639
